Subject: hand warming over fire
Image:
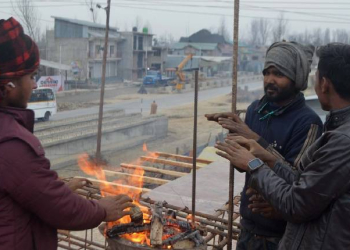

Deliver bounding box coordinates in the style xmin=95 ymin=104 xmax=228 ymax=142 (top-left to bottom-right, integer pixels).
xmin=205 ymin=112 xmax=259 ymax=140
xmin=66 ymin=178 xmax=92 ymax=191
xmin=227 ymin=136 xmax=277 ymax=168
xmin=215 ymin=140 xmax=255 ymax=172
xmin=99 ymin=194 xmax=135 ymax=222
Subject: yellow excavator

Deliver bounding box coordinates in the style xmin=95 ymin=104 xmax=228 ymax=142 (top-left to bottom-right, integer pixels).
xmin=175 ymin=54 xmax=193 ymax=90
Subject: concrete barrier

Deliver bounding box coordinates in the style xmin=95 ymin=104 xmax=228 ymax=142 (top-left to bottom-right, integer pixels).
xmin=44 ymin=115 xmax=168 ymax=162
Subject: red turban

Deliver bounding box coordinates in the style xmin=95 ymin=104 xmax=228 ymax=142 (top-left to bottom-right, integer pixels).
xmin=0 ymin=17 xmax=40 ymax=85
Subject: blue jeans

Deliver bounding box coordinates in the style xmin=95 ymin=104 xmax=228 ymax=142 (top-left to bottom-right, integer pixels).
xmin=236 ymin=229 xmax=280 ymax=250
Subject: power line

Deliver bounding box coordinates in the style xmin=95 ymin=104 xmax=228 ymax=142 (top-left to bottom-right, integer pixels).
xmin=2 ymin=0 xmax=350 ymax=23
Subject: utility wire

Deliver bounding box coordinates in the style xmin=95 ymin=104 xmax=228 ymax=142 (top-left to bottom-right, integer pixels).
xmin=2 ymin=0 xmax=350 ymax=23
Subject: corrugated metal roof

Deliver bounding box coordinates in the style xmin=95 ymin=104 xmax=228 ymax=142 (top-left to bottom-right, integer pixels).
xmin=171 ymin=42 xmax=218 ymax=51
xmin=40 ymin=59 xmax=71 ymax=71
xmin=88 ymin=30 xmax=121 ymax=39
xmin=52 ymin=16 xmax=118 ymax=31
xmin=165 ymin=55 xmax=232 ymax=69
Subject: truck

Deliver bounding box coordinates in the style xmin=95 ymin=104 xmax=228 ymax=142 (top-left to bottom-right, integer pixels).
xmin=142 ymin=70 xmax=174 ymax=86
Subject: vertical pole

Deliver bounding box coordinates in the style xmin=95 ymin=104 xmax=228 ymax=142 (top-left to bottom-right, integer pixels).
xmin=96 ymin=0 xmax=111 ymax=161
xmin=227 ymin=0 xmax=240 ymax=250
xmin=192 ymin=70 xmax=199 ymax=225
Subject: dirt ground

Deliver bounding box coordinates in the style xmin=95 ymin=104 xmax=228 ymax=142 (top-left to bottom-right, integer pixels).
xmin=56 ymin=83 xmax=316 ymax=178
xmin=56 ymin=91 xmax=249 ymax=178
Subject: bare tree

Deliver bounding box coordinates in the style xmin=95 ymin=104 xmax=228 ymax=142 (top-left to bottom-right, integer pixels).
xmin=324 ymin=28 xmax=331 ymax=44
xmin=144 ymin=20 xmax=152 ymax=34
xmin=312 ymin=28 xmax=323 ymax=46
xmin=134 ymin=16 xmax=142 ymax=31
xmin=249 ymin=19 xmax=260 ymax=45
xmin=258 ymin=18 xmax=270 ymax=45
xmin=12 ymin=0 xmax=40 ymax=41
xmin=333 ymin=29 xmax=349 ymax=43
xmin=272 ymin=13 xmax=288 ymax=42
xmin=85 ymin=0 xmax=99 ymax=23
xmin=218 ymin=17 xmax=230 ymax=43
xmin=157 ymin=33 xmax=175 ymax=47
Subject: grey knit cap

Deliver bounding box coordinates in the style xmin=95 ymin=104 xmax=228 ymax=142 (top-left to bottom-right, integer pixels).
xmin=264 ymin=41 xmax=315 ymax=91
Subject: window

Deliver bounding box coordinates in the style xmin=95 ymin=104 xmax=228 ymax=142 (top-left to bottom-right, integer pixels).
xmin=133 ymin=36 xmax=137 ymax=50
xmin=95 ymin=45 xmax=101 ymax=57
xmin=110 ymin=45 xmax=115 ymax=57
xmin=138 ymin=36 xmax=143 ymax=50
xmin=154 ymin=49 xmax=161 ymax=57
xmin=29 ymin=89 xmax=55 ymax=102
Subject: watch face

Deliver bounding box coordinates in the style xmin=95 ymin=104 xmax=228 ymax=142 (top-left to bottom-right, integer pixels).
xmin=250 ymin=159 xmax=262 ymax=168
xmin=249 ymin=159 xmax=264 ymax=171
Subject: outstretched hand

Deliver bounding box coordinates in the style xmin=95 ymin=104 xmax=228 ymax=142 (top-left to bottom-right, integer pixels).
xmin=227 ymin=136 xmax=277 ymax=167
xmin=99 ymin=194 xmax=135 ymax=222
xmin=66 ymin=178 xmax=92 ymax=191
xmin=205 ymin=112 xmax=236 ymax=122
xmin=215 ymin=139 xmax=256 ymax=172
xmin=205 ymin=112 xmax=259 ymax=140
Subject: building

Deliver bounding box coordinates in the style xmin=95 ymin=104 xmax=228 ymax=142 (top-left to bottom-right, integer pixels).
xmin=47 ymin=17 xmax=124 ymax=83
xmin=118 ymin=28 xmax=168 ymax=81
xmin=167 ymin=29 xmax=233 ymax=77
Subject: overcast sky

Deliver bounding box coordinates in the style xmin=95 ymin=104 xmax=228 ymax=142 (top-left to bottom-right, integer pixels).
xmin=1 ymin=0 xmax=350 ymax=42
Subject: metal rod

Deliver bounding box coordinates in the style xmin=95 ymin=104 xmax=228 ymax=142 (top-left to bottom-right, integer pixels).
xmin=192 ymin=70 xmax=199 ymax=225
xmin=228 ymin=1 xmax=240 ymax=250
xmin=96 ymin=0 xmax=111 ymax=160
xmin=141 ymin=197 xmax=240 ymax=225
xmin=58 ymin=230 xmax=106 ymax=248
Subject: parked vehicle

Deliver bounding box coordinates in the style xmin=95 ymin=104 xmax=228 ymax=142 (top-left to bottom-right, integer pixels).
xmin=27 ymin=88 xmax=57 ymax=121
xmin=142 ymin=70 xmax=174 ymax=86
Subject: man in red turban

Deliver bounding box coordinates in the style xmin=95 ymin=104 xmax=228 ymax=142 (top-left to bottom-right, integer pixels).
xmin=0 ymin=18 xmax=134 ymax=250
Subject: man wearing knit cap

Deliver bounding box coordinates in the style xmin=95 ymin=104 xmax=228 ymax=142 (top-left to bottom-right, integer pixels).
xmin=0 ymin=18 xmax=135 ymax=250
xmin=206 ymin=41 xmax=323 ymax=249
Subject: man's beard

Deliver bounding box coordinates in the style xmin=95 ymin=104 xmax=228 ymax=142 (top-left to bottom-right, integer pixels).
xmin=264 ymin=83 xmax=297 ymax=103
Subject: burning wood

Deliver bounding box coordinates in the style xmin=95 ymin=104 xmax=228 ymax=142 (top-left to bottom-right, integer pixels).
xmin=150 ymin=201 xmax=164 ymax=246
xmin=130 ymin=206 xmax=144 ymax=224
xmin=107 ymin=223 xmax=151 ymax=238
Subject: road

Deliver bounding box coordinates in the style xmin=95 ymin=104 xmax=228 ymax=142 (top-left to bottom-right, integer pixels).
xmin=52 ymin=81 xmax=262 ymax=121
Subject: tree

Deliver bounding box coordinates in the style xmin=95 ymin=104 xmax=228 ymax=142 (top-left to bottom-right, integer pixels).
xmin=157 ymin=33 xmax=175 ymax=47
xmin=272 ymin=13 xmax=288 ymax=42
xmin=144 ymin=20 xmax=152 ymax=34
xmin=249 ymin=19 xmax=260 ymax=45
xmin=134 ymin=16 xmax=142 ymax=31
xmin=85 ymin=0 xmax=99 ymax=23
xmin=12 ymin=0 xmax=40 ymax=41
xmin=312 ymin=28 xmax=323 ymax=46
xmin=218 ymin=17 xmax=230 ymax=43
xmin=333 ymin=29 xmax=349 ymax=43
xmin=258 ymin=18 xmax=270 ymax=45
xmin=324 ymin=28 xmax=331 ymax=44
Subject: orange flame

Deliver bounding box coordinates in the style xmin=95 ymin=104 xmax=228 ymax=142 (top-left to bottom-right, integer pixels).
xmin=77 ymin=145 xmax=160 ymax=245
xmin=143 ymin=143 xmax=148 ymax=152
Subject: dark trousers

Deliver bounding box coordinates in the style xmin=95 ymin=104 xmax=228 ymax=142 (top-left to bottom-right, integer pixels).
xmin=236 ymin=229 xmax=280 ymax=250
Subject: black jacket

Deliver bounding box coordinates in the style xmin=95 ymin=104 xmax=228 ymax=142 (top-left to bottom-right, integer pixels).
xmin=241 ymin=93 xmax=323 ymax=237
xmin=250 ymin=105 xmax=350 ymax=249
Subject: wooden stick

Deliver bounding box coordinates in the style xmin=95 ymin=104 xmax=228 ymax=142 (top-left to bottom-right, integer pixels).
xmin=154 ymin=152 xmax=213 ymax=165
xmin=103 ymin=170 xmax=169 ymax=185
xmin=140 ymin=156 xmax=203 ymax=169
xmin=150 ymin=202 xmax=163 ymax=246
xmin=74 ymin=176 xmax=151 ymax=193
xmin=121 ymin=164 xmax=186 ymax=178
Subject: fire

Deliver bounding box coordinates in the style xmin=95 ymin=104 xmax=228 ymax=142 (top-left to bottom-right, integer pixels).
xmin=77 ymin=144 xmax=159 ymax=245
xmin=143 ymin=142 xmax=148 ymax=152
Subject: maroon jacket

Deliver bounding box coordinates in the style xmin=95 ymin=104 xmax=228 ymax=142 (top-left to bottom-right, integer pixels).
xmin=0 ymin=107 xmax=106 ymax=250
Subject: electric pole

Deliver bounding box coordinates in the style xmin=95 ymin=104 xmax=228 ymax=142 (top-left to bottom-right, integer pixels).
xmin=96 ymin=0 xmax=111 ymax=161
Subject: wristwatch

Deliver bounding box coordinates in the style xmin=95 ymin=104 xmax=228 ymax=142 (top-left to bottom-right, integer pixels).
xmin=248 ymin=158 xmax=265 ymax=173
